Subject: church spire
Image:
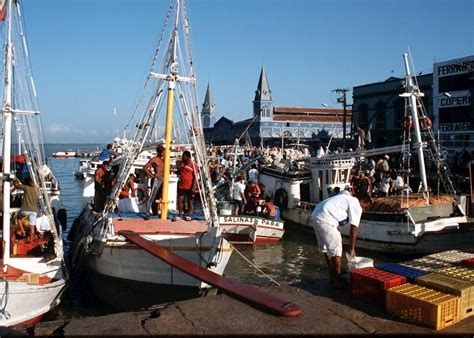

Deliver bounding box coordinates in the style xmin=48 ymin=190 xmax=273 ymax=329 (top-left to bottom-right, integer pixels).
xmin=201 ymin=82 xmax=216 ymax=128
xmin=254 ymin=65 xmax=272 ymax=102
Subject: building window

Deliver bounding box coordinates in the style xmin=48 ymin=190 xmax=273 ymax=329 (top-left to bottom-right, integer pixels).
xmin=394 ymin=98 xmax=405 ymax=129
xmin=375 ymin=101 xmax=386 ymax=129
xmin=358 ymin=103 xmax=369 ymax=129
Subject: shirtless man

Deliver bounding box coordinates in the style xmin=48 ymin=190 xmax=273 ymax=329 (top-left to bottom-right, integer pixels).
xmin=143 ymin=145 xmax=165 ymax=219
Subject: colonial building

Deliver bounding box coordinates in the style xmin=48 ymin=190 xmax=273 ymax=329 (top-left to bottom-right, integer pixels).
xmin=203 ymin=66 xmax=351 ymax=147
xmin=352 ymin=74 xmax=433 ymax=148
xmin=352 ymin=55 xmax=474 ymax=153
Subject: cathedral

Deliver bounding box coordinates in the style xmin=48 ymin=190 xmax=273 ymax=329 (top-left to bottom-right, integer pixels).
xmin=202 ymin=66 xmax=350 ymax=147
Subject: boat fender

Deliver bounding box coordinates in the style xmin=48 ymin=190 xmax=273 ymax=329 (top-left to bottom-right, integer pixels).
xmin=57 ymin=208 xmax=67 ymax=231
xmin=404 ymin=115 xmax=413 ymax=132
xmin=274 ymin=188 xmax=288 ymax=210
xmin=419 ymin=115 xmax=432 ymax=130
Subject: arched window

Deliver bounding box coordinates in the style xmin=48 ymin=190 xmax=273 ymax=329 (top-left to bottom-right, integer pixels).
xmin=283 ymin=130 xmax=292 ymax=138
xmin=358 ymin=103 xmax=369 ymax=129
xmin=375 ymin=101 xmax=386 ymax=129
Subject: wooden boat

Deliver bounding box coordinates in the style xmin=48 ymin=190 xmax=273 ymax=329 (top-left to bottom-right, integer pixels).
xmin=51 ymin=151 xmax=77 ymax=158
xmin=0 ymin=0 xmax=67 ymax=326
xmin=68 ymin=0 xmax=233 ymax=309
xmin=258 ymin=54 xmax=472 ymax=255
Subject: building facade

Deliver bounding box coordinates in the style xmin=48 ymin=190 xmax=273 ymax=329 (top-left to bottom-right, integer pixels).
xmin=203 ymin=66 xmax=351 ymax=147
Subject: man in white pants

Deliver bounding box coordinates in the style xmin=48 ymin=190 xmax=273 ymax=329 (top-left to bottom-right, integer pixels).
xmin=311 ymin=185 xmax=362 ymax=288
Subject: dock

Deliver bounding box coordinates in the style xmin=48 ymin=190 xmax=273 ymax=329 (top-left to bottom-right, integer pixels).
xmin=5 ymin=279 xmax=473 ymax=336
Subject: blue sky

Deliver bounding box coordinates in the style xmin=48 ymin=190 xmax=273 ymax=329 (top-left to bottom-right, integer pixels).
xmin=19 ymin=0 xmax=474 ymax=143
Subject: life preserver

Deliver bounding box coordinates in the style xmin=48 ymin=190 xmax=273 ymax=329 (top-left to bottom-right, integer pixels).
xmin=136 ymin=187 xmax=147 ymax=204
xmin=274 ymin=188 xmax=288 ymax=210
xmin=419 ymin=116 xmax=432 ymax=130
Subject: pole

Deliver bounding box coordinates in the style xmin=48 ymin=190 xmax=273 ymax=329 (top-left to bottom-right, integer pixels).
xmin=160 ymin=81 xmax=175 ymax=219
xmin=343 ymin=92 xmax=347 ymax=150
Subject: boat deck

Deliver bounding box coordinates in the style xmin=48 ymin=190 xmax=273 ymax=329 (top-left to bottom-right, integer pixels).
xmin=112 ymin=216 xmax=209 ymax=236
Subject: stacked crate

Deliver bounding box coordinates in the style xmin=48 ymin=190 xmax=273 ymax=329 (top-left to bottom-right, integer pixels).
xmin=400 ymin=257 xmax=452 ymax=273
xmin=386 ymin=283 xmax=460 ymax=330
xmin=350 ymin=267 xmax=406 ymax=307
xmin=416 ymin=273 xmax=474 ymax=320
xmin=427 ymin=250 xmax=474 ymax=265
xmin=437 ymin=266 xmax=474 ymax=282
xmin=377 ymin=263 xmax=429 ymax=283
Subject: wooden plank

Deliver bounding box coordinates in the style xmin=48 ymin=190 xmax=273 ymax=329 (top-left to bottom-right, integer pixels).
xmin=119 ymin=230 xmax=302 ymax=317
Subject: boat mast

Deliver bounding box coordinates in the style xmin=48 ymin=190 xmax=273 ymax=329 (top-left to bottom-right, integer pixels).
xmin=402 ymin=53 xmax=429 ymax=202
xmin=2 ymin=0 xmax=14 ymax=268
xmin=159 ymin=0 xmax=180 ymax=219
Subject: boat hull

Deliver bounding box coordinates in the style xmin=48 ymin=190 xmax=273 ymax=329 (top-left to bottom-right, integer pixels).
xmin=218 ymin=216 xmax=285 ymax=244
xmin=0 ymin=278 xmax=66 ymax=327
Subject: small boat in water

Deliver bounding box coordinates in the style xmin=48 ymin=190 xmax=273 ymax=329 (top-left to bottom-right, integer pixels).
xmin=52 ymin=151 xmax=77 ymax=158
xmin=0 ymin=0 xmax=67 ymax=326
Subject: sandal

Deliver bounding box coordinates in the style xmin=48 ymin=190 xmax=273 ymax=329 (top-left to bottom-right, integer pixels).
xmin=185 ymin=216 xmax=192 ymax=221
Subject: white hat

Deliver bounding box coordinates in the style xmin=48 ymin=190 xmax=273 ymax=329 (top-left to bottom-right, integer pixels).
xmin=344 ymin=184 xmax=352 ymax=191
xmin=384 ymin=155 xmax=389 ymax=159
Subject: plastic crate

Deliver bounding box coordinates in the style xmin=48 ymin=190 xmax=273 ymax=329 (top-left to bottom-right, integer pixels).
xmin=377 ymin=263 xmax=430 ymax=283
xmin=416 ymin=273 xmax=474 ymax=320
xmin=350 ymin=267 xmax=406 ymax=307
xmin=461 ymin=258 xmax=474 ymax=268
xmin=400 ymin=257 xmax=452 ymax=272
xmin=438 ymin=266 xmax=474 ymax=282
xmin=386 ymin=283 xmax=460 ymax=330
xmin=427 ymin=250 xmax=474 ymax=264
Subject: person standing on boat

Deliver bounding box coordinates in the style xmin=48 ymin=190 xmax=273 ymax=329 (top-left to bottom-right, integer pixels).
xmin=175 ymin=150 xmax=199 ymax=221
xmin=98 ymin=144 xmax=114 ymax=161
xmin=248 ymin=164 xmax=259 ymax=184
xmin=93 ymin=161 xmax=111 ymax=212
xmin=311 ymin=184 xmax=362 ymax=289
xmin=143 ymin=145 xmax=165 ymax=219
xmin=232 ymin=176 xmax=247 ymax=215
xmin=12 ymin=177 xmax=39 ymax=238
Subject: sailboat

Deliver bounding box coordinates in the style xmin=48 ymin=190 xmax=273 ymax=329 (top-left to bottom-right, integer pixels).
xmin=259 ymin=53 xmax=473 ymax=255
xmin=0 ymin=0 xmax=67 ymax=326
xmin=68 ymin=0 xmax=233 ymax=309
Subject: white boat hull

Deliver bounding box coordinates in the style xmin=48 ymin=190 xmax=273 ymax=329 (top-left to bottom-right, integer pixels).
xmin=219 ymin=216 xmax=284 ymax=243
xmin=0 ymin=257 xmax=66 ymax=327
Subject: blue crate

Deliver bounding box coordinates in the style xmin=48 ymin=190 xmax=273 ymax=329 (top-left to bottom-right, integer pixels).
xmin=376 ymin=263 xmax=429 ymax=282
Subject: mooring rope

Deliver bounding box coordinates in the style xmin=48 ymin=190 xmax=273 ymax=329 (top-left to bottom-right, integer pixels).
xmin=0 ymin=279 xmax=11 ymax=320
xmin=229 ymin=243 xmax=280 ymax=286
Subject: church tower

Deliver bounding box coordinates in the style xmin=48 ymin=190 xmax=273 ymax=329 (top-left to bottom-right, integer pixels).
xmin=253 ymin=65 xmax=273 ymax=121
xmin=201 ymin=83 xmax=216 ymax=128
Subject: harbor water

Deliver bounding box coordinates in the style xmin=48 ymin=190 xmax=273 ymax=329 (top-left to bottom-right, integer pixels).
xmin=44 ymin=144 xmax=394 ymax=318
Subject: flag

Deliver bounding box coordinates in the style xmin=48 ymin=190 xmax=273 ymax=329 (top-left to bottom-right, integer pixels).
xmin=0 ymin=1 xmax=6 ymax=22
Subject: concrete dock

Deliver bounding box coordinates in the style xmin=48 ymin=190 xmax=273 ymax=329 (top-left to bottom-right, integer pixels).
xmin=3 ymin=278 xmax=473 ymax=336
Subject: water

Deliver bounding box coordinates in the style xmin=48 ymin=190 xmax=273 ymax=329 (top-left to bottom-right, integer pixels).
xmin=46 ymin=144 xmax=393 ymax=317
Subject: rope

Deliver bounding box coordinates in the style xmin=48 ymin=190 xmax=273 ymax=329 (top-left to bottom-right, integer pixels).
xmin=0 ymin=279 xmax=11 ymax=320
xmin=229 ymin=243 xmax=281 ymax=286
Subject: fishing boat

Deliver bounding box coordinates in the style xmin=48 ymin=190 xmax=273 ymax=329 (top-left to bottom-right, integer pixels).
xmin=0 ymin=0 xmax=67 ymax=326
xmin=259 ymin=54 xmax=473 ymax=255
xmin=68 ymin=0 xmax=233 ymax=309
xmin=51 ymin=151 xmax=77 ymax=158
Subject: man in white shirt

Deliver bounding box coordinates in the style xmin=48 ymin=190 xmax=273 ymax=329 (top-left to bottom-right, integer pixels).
xmin=311 ymin=185 xmax=362 ymax=288
xmin=232 ymin=176 xmax=247 ymax=215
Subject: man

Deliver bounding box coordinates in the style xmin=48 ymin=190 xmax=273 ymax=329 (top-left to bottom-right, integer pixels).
xmin=232 ymin=176 xmax=246 ymax=215
xmin=143 ymin=145 xmax=165 ymax=219
xmin=262 ymin=196 xmax=276 ymax=220
xmin=311 ymin=184 xmax=362 ymax=289
xmin=175 ymin=150 xmax=198 ymax=221
xmin=13 ymin=177 xmax=39 ymax=240
xmin=94 ymin=161 xmax=111 ymax=212
xmin=98 ymin=144 xmax=114 ymax=161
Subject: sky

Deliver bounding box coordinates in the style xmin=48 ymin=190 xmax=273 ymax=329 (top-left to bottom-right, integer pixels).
xmin=16 ymin=0 xmax=474 ymax=143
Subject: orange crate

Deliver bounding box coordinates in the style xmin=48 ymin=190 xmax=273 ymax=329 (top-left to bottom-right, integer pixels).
xmin=416 ymin=273 xmax=474 ymax=320
xmin=386 ymin=283 xmax=460 ymax=330
xmin=350 ymin=267 xmax=406 ymax=307
xmin=438 ymin=266 xmax=474 ymax=282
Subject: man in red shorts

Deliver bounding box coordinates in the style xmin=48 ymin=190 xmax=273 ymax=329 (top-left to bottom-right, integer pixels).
xmin=174 ymin=150 xmax=199 ymax=221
